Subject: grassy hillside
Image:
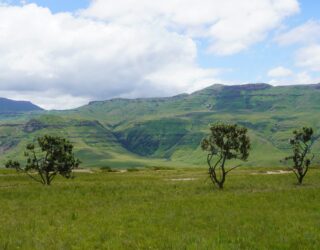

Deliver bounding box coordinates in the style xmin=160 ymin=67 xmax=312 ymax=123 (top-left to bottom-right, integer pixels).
xmin=1 ymin=83 xmax=320 ymax=168
xmin=0 ymin=114 xmax=186 ymax=168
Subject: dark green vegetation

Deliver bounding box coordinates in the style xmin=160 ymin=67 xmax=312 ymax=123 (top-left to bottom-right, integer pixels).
xmin=0 ymin=97 xmax=42 ymax=113
xmin=1 ymin=168 xmax=320 ymax=249
xmin=6 ymin=135 xmax=80 ymax=185
xmin=202 ymin=123 xmax=251 ymax=189
xmin=1 ymin=83 xmax=320 ymax=168
xmin=284 ymin=127 xmax=315 ymax=184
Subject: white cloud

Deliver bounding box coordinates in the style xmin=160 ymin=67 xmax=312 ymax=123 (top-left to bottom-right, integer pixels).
xmin=0 ymin=4 xmax=222 ymax=109
xmin=268 ymin=69 xmax=320 ymax=86
xmin=0 ymin=1 xmax=300 ymax=109
xmin=296 ymin=44 xmax=320 ymax=71
xmin=275 ymin=20 xmax=320 ymax=45
xmin=268 ymin=66 xmax=293 ymax=78
xmin=294 ymin=71 xmax=318 ymax=84
xmin=275 ymin=20 xmax=320 ymax=77
xmin=83 ymin=0 xmax=299 ymax=55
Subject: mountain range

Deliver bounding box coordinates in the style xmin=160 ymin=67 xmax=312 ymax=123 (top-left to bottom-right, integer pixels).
xmin=0 ymin=97 xmax=43 ymax=113
xmin=1 ymin=83 xmax=320 ymax=168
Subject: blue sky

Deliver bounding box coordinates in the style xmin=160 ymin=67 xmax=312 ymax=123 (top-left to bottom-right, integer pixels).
xmin=5 ymin=0 xmax=91 ymax=12
xmin=0 ymin=0 xmax=320 ymax=109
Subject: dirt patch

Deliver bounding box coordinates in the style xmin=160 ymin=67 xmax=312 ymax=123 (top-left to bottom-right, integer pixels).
xmin=169 ymin=178 xmax=197 ymax=181
xmin=251 ymin=170 xmax=292 ymax=175
xmin=113 ymin=170 xmax=128 ymax=173
xmin=73 ymin=169 xmax=94 ymax=174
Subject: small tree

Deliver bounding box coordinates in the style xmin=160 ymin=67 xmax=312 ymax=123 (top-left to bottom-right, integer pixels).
xmin=201 ymin=123 xmax=250 ymax=189
xmin=6 ymin=135 xmax=80 ymax=185
xmin=284 ymin=127 xmax=315 ymax=185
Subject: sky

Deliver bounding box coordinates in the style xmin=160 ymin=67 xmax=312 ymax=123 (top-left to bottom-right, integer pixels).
xmin=0 ymin=0 xmax=319 ymax=110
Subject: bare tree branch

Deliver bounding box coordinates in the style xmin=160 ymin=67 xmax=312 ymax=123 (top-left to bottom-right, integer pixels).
xmin=225 ymin=164 xmax=242 ymax=175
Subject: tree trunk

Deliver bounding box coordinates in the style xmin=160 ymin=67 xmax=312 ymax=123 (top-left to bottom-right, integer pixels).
xmin=209 ymin=155 xmax=227 ymax=190
xmin=209 ymin=168 xmax=226 ymax=189
xmin=218 ymin=157 xmax=227 ymax=189
xmin=45 ymin=172 xmax=51 ymax=185
xmin=295 ymin=167 xmax=304 ymax=185
xmin=216 ymin=171 xmax=226 ymax=189
xmin=217 ymin=180 xmax=224 ymax=189
xmin=297 ymin=174 xmax=304 ymax=185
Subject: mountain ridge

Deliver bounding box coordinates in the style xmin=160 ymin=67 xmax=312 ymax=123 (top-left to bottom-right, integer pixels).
xmin=81 ymin=82 xmax=320 ymax=109
xmin=0 ymin=97 xmax=43 ymax=113
xmin=1 ymin=83 xmax=320 ymax=168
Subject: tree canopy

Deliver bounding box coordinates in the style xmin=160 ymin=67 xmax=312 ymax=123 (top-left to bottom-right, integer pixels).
xmin=6 ymin=135 xmax=80 ymax=185
xmin=284 ymin=127 xmax=315 ymax=185
xmin=202 ymin=123 xmax=250 ymax=189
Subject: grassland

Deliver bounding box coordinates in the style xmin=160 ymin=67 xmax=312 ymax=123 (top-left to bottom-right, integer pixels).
xmin=1 ymin=167 xmax=320 ymax=249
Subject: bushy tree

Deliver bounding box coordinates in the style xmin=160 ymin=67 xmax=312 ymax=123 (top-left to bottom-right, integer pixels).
xmin=6 ymin=135 xmax=80 ymax=185
xmin=201 ymin=123 xmax=250 ymax=189
xmin=284 ymin=127 xmax=315 ymax=185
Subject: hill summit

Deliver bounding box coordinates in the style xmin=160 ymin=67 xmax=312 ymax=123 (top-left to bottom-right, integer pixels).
xmin=0 ymin=97 xmax=43 ymax=113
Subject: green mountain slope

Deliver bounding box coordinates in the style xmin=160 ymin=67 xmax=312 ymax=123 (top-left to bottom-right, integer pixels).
xmin=1 ymin=83 xmax=320 ymax=168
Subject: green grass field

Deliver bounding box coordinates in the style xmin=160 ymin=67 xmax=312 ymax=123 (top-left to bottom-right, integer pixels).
xmin=1 ymin=167 xmax=320 ymax=249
